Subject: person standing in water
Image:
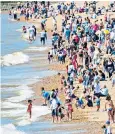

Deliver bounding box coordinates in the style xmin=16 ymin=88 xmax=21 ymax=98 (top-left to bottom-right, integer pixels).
xmin=27 ymin=100 xmax=32 ymax=119
xmin=40 ymin=30 xmax=46 ymax=45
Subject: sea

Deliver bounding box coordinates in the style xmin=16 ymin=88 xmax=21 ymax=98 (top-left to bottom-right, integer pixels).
xmin=1 ymin=14 xmax=58 ymax=134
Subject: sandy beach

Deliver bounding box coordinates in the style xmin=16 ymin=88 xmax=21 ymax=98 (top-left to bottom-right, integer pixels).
xmin=29 ymin=1 xmax=115 ymax=133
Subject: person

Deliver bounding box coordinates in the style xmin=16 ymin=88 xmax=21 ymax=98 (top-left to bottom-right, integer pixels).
xmin=99 ymin=70 xmax=106 ymax=81
xmin=102 ymin=125 xmax=107 ymax=134
xmin=86 ymin=95 xmax=93 ymax=107
xmin=40 ymin=30 xmax=46 ymax=45
xmin=106 ymin=120 xmax=112 ymax=134
xmin=50 ymin=96 xmax=58 ymax=123
xmin=64 ymin=28 xmax=71 ymax=43
xmin=65 ymin=99 xmax=73 ymax=121
xmin=76 ymin=97 xmax=85 ymax=109
xmin=41 ymin=87 xmax=50 ymax=106
xmin=102 ymin=120 xmax=113 ymax=134
xmin=105 ymin=96 xmax=115 ymax=123
xmin=28 ymin=27 xmax=35 ymax=41
xmin=27 ymin=100 xmax=32 ymax=118
xmin=57 ymin=103 xmax=65 ymax=123
xmin=94 ymin=81 xmax=101 ymax=97
xmin=106 ymin=59 xmax=114 ymax=78
xmin=112 ymin=73 xmax=115 ymax=87
xmin=22 ymin=26 xmax=26 ymax=33
xmin=41 ymin=17 xmax=47 ymax=30
xmin=95 ymin=96 xmax=100 ymax=111
xmin=48 ymin=52 xmax=51 ymax=64
xmin=32 ymin=25 xmax=37 ymax=38
xmin=100 ymin=85 xmax=109 ymax=97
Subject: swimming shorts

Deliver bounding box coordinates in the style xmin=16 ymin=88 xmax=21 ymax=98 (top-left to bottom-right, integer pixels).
xmin=52 ymin=109 xmax=58 ymax=116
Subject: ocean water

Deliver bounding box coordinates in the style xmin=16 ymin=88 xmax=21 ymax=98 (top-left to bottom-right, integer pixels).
xmin=1 ymin=14 xmax=58 ymax=134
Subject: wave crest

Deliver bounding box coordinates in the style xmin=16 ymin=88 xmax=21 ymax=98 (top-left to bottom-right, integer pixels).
xmin=1 ymin=52 xmax=29 ymax=66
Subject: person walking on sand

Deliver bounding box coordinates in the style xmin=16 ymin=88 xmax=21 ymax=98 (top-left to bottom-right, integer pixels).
xmin=50 ymin=96 xmax=58 ymax=123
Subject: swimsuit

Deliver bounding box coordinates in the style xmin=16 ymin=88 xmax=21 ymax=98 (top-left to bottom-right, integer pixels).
xmin=107 ymin=108 xmax=112 ymax=111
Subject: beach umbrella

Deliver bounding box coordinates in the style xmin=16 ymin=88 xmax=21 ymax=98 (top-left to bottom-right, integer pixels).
xmin=103 ymin=30 xmax=110 ymax=35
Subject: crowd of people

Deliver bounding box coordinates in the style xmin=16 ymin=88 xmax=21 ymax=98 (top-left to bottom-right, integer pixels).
xmin=11 ymin=1 xmax=115 ymax=134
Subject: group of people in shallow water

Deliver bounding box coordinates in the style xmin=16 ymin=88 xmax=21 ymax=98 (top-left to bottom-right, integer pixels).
xmin=9 ymin=1 xmax=115 ymax=134
xmin=22 ymin=25 xmax=37 ymax=42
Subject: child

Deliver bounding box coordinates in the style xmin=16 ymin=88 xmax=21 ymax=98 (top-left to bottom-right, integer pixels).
xmin=27 ymin=100 xmax=32 ymax=119
xmin=48 ymin=52 xmax=51 ymax=64
xmin=65 ymin=99 xmax=73 ymax=121
xmin=102 ymin=125 xmax=107 ymax=134
xmin=76 ymin=97 xmax=84 ymax=109
xmin=95 ymin=96 xmax=100 ymax=111
xmin=106 ymin=120 xmax=112 ymax=134
xmin=102 ymin=121 xmax=112 ymax=134
xmin=86 ymin=95 xmax=93 ymax=107
xmin=57 ymin=103 xmax=65 ymax=123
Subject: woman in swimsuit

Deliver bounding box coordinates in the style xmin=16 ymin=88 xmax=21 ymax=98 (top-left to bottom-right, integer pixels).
xmin=105 ymin=96 xmax=115 ymax=123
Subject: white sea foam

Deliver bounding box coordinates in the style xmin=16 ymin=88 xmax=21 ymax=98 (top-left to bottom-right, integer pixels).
xmin=2 ymin=104 xmax=51 ymax=126
xmin=1 ymin=101 xmax=25 ymax=109
xmin=1 ymin=52 xmax=29 ymax=66
xmin=6 ymin=85 xmax=34 ymax=103
xmin=16 ymin=106 xmax=51 ymax=126
xmin=1 ymin=84 xmax=51 ymax=126
xmin=26 ymin=46 xmax=50 ymax=51
xmin=1 ymin=124 xmax=26 ymax=134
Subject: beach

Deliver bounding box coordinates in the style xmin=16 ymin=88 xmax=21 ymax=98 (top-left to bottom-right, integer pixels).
xmin=1 ymin=1 xmax=115 ymax=134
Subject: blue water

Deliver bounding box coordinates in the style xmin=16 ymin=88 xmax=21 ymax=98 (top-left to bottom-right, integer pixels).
xmin=1 ymin=14 xmax=59 ymax=134
xmin=1 ymin=14 xmax=51 ymax=56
